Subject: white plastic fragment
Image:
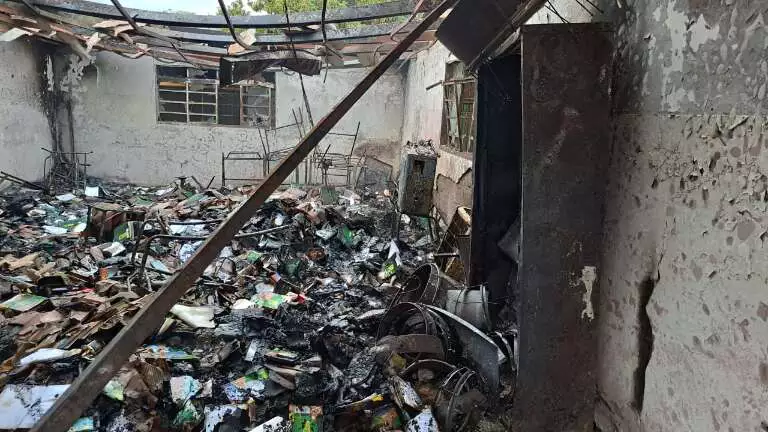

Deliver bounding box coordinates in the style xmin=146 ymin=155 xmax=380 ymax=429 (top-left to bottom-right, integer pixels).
xmin=0 ymin=384 xmax=70 ymax=429
xmin=84 ymin=186 xmax=100 ymax=197
xmin=170 ymin=376 xmax=202 ymax=405
xmin=250 ymin=416 xmax=286 ymax=432
xmin=20 ymin=348 xmax=82 ymax=366
xmin=170 ymin=304 xmax=216 ymax=328
xmin=56 ymin=193 xmax=77 ymax=202
xmin=43 ymin=225 xmax=68 ymax=235
xmin=203 ymin=405 xmax=242 ymax=432
xmin=406 ymin=408 xmax=440 ymax=432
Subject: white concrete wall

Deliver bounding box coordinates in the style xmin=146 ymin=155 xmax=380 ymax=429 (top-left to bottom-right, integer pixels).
xmin=401 ymin=42 xmax=450 ymax=146
xmin=71 ymin=52 xmax=404 ymax=186
xmin=0 ymin=39 xmax=54 ymax=182
xmin=401 ymin=42 xmax=473 ymax=220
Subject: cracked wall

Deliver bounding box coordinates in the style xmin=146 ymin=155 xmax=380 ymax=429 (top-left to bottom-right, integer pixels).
xmin=532 ymin=0 xmax=768 ymax=430
xmin=0 ymin=39 xmax=55 ymax=181
xmin=70 ymin=52 xmax=404 ymax=186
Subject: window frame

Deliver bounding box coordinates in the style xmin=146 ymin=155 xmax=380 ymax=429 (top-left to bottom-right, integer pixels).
xmin=440 ymin=61 xmax=477 ymax=155
xmin=155 ymin=65 xmax=275 ymax=128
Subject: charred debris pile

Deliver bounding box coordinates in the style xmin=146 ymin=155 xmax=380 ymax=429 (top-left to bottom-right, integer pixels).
xmin=0 ymin=179 xmax=516 ymax=432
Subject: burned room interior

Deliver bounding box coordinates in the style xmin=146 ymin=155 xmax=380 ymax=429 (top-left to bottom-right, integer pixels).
xmin=0 ymin=0 xmax=766 ymax=431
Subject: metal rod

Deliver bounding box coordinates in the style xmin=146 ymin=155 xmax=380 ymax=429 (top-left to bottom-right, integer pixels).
xmin=28 ymin=4 xmax=455 ymax=429
xmin=292 ymin=108 xmax=303 ymax=138
xmin=349 ymin=121 xmax=361 ymax=157
xmin=572 ymin=0 xmax=596 ymax=17
xmin=284 ymin=0 xmax=315 ymax=127
xmin=321 ymin=0 xmax=328 ymax=44
xmin=221 ymin=152 xmax=226 ymax=188
xmin=544 ymin=1 xmax=570 ymax=24
xmin=347 ymin=121 xmax=361 ymax=186
xmin=217 ymin=0 xmax=254 ymax=51
xmin=580 ymin=0 xmax=604 ymax=14
xmin=0 ymin=171 xmax=45 ymax=191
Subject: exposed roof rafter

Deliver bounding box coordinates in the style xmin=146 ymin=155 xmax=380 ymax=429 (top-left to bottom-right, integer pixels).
xmin=153 ymin=22 xmax=411 ymax=47
xmin=7 ymin=0 xmax=418 ymax=29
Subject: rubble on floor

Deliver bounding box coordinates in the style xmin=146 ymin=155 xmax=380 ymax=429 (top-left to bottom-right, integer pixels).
xmin=0 ymin=179 xmax=517 ymax=431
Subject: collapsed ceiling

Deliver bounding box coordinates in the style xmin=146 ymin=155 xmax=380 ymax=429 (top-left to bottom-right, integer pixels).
xmin=0 ymin=0 xmax=442 ymax=74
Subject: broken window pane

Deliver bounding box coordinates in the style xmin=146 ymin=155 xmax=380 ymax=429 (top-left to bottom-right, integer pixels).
xmin=243 ymin=85 xmax=273 ymax=128
xmin=156 ymin=65 xmax=186 ymax=79
xmin=159 ymin=101 xmax=186 ymax=114
xmin=218 ymin=87 xmax=240 ymax=126
xmin=158 ymin=112 xmax=186 ymax=122
xmin=188 ymin=68 xmax=218 ymax=80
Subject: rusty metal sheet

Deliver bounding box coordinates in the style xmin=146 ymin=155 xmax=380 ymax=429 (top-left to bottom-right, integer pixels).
xmin=514 ymin=23 xmax=613 ymax=430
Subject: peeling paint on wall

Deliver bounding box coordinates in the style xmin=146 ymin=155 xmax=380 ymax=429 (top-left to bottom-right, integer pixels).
xmin=435 ymin=149 xmax=472 ymax=184
xmin=575 ymin=265 xmax=597 ymax=321
xmin=44 ymin=56 xmax=54 ymax=92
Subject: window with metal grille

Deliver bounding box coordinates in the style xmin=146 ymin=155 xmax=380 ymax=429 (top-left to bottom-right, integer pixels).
xmin=441 ymin=61 xmax=477 ymax=153
xmin=156 ymin=65 xmax=275 ymax=127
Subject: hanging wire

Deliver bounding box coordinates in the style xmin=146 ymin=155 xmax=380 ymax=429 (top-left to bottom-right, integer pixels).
xmin=580 ymin=0 xmax=605 ymax=14
xmin=321 ymin=0 xmax=331 ymax=84
xmin=544 ymin=1 xmax=571 ymax=24
xmin=572 ymin=0 xmax=597 ymax=17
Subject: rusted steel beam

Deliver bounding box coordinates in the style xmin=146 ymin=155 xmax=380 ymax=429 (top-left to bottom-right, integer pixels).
xmin=9 ymin=0 xmax=418 ymax=29
xmin=29 ymin=1 xmax=456 ymax=431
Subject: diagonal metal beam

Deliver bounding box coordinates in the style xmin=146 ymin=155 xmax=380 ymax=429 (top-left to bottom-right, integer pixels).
xmin=28 ymin=1 xmax=457 ymax=431
xmin=8 ymin=0 xmax=418 ymax=29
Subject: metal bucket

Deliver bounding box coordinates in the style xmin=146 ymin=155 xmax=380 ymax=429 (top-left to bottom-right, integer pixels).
xmin=444 ymin=286 xmax=492 ymax=331
xmin=390 ymin=263 xmax=461 ymax=308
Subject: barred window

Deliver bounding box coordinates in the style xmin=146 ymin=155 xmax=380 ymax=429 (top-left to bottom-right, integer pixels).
xmin=156 ymin=65 xmax=275 ymax=128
